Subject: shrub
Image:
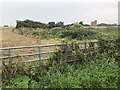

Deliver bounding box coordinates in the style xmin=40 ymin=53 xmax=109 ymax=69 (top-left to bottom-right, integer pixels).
xmin=3 ymin=54 xmax=118 ymax=88
xmin=60 ymin=29 xmax=97 ymax=40
xmin=16 ymin=19 xmax=48 ymax=29
xmin=98 ymin=38 xmax=120 ymax=60
xmin=23 ymin=54 xmax=118 ymax=88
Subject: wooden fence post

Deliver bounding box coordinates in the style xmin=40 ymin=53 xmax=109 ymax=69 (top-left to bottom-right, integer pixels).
xmin=84 ymin=41 xmax=87 ymax=60
xmin=64 ymin=43 xmax=67 ymax=63
xmin=38 ymin=46 xmax=41 ymax=62
xmin=84 ymin=41 xmax=87 ymax=53
xmin=8 ymin=49 xmax=11 ymax=65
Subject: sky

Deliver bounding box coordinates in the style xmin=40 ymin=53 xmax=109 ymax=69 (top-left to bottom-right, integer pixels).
xmin=0 ymin=0 xmax=119 ymax=26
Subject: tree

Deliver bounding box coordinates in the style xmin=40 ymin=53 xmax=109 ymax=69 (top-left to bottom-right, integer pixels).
xmin=48 ymin=22 xmax=56 ymax=28
xmin=56 ymin=21 xmax=64 ymax=27
xmin=16 ymin=19 xmax=48 ymax=29
xmin=79 ymin=21 xmax=83 ymax=25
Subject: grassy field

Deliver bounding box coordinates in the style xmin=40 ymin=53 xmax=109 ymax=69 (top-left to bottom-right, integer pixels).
xmin=15 ymin=26 xmax=118 ymax=42
xmin=1 ymin=26 xmax=119 ymax=88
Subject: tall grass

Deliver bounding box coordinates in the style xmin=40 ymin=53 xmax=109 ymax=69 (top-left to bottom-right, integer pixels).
xmin=3 ymin=54 xmax=118 ymax=88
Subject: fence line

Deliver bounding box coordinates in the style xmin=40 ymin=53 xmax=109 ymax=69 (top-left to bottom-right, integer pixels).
xmin=0 ymin=40 xmax=99 ymax=65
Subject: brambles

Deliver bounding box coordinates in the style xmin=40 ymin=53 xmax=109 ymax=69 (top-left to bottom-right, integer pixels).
xmin=15 ymin=20 xmax=118 ymax=41
xmin=2 ymin=20 xmax=119 ymax=88
xmin=49 ymin=42 xmax=98 ymax=65
xmin=60 ymin=29 xmax=97 ymax=40
xmin=2 ymin=38 xmax=119 ymax=88
xmin=98 ymin=38 xmax=120 ymax=60
xmin=16 ymin=19 xmax=48 ymax=29
xmin=15 ymin=26 xmax=118 ymax=41
xmin=3 ymin=54 xmax=118 ymax=88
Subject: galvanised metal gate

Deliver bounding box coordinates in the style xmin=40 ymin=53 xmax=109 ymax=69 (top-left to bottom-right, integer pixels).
xmin=0 ymin=40 xmax=99 ymax=65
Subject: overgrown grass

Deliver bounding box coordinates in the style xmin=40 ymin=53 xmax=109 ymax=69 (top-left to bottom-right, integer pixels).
xmin=2 ymin=34 xmax=119 ymax=88
xmin=2 ymin=54 xmax=118 ymax=88
xmin=16 ymin=26 xmax=118 ymax=42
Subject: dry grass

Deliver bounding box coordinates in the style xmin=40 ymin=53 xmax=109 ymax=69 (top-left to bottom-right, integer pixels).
xmin=1 ymin=28 xmax=39 ymax=47
xmin=0 ymin=27 xmax=61 ymax=63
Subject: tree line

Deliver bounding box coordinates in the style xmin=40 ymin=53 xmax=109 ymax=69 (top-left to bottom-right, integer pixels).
xmin=16 ymin=19 xmax=84 ymax=29
xmin=16 ymin=19 xmax=65 ymax=29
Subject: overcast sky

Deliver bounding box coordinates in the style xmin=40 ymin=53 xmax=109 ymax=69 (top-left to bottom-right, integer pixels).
xmin=0 ymin=0 xmax=119 ymax=26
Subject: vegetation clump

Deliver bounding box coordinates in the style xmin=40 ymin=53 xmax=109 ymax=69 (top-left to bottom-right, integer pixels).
xmin=2 ymin=38 xmax=119 ymax=88
xmin=2 ymin=54 xmax=118 ymax=88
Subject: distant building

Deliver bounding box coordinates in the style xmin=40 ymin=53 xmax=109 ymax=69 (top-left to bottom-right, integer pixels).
xmin=90 ymin=20 xmax=97 ymax=27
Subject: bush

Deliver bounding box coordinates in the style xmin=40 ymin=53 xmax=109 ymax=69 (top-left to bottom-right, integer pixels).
xmin=60 ymin=29 xmax=97 ymax=40
xmin=16 ymin=19 xmax=48 ymax=29
xmin=15 ymin=25 xmax=118 ymax=41
xmin=98 ymin=38 xmax=120 ymax=60
xmin=2 ymin=39 xmax=119 ymax=88
xmin=38 ymin=54 xmax=118 ymax=88
xmin=49 ymin=42 xmax=98 ymax=65
xmin=9 ymin=54 xmax=118 ymax=88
